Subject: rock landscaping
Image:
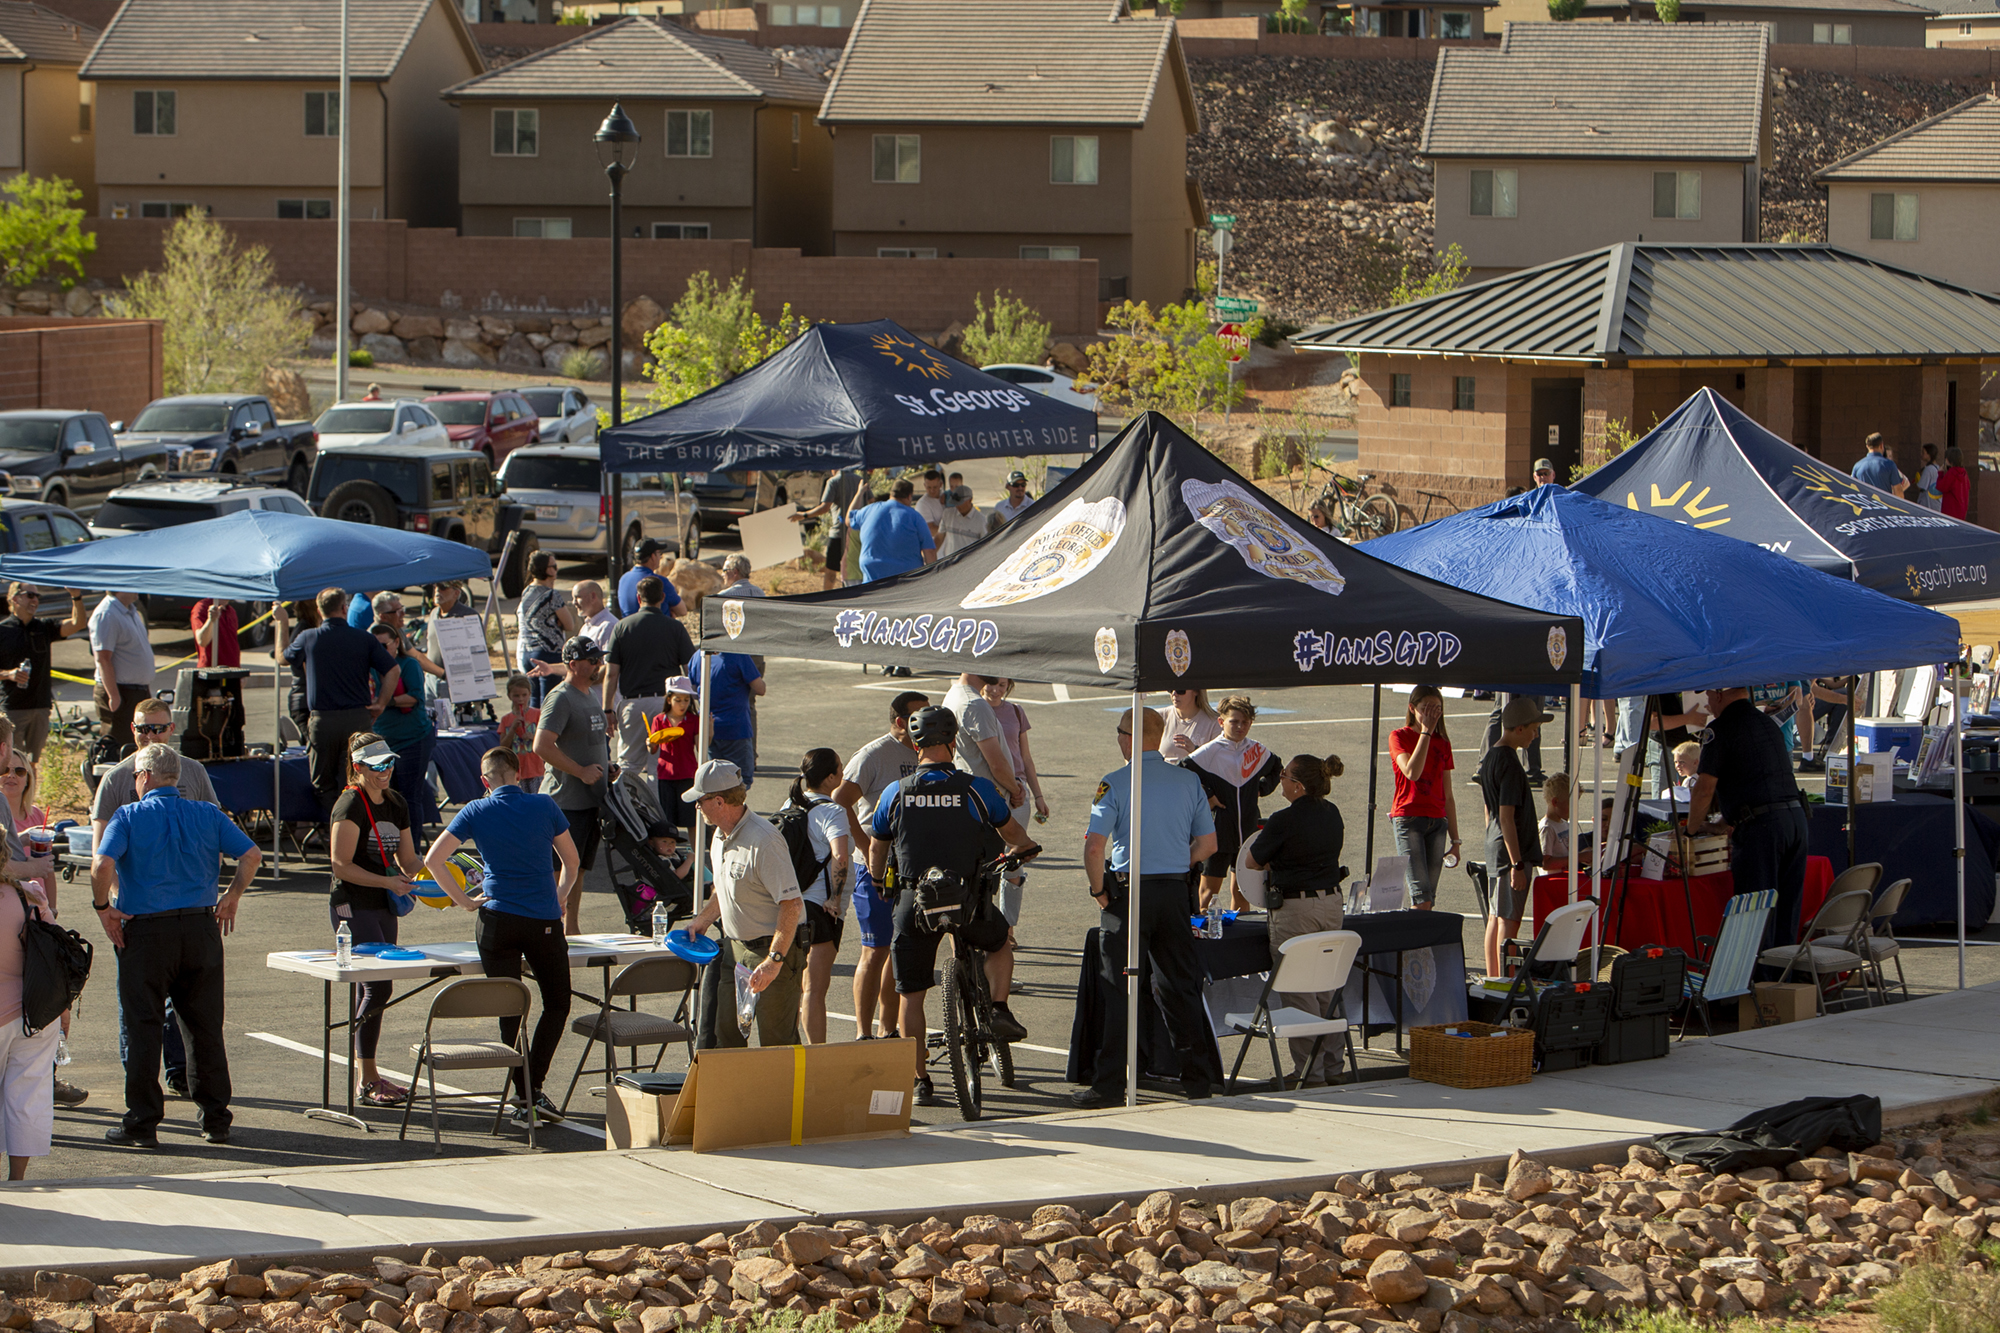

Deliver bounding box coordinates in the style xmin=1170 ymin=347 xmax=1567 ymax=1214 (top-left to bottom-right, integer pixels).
xmin=11 ymin=1124 xmax=2000 ymax=1333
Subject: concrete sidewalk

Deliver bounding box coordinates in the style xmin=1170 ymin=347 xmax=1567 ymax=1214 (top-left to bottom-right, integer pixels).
xmin=3 ymin=985 xmax=1995 ymax=1280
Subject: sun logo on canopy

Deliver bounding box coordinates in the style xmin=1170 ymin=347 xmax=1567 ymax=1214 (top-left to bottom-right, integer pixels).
xmin=870 ymin=332 xmax=953 ymax=380
xmin=1794 ymin=463 xmax=1890 ymax=517
xmin=1621 ymin=480 xmax=1730 ymax=529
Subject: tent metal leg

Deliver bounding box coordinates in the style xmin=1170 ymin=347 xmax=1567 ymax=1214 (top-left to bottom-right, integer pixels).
xmin=1955 ymin=662 xmax=1966 ymax=989
xmin=694 ymin=641 xmax=713 ymax=911
xmin=271 ymin=653 xmax=282 ymax=877
xmin=1364 ymin=685 xmax=1380 ymax=877
xmin=1847 ymin=675 xmax=1858 ymax=870
xmin=1124 ymin=687 xmax=1144 ymax=1110
xmin=1590 ymin=696 xmax=1602 ymax=976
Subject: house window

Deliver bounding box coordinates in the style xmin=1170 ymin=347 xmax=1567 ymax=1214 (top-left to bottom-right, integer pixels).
xmin=512 ymin=218 xmax=572 ymax=238
xmin=278 ymin=199 xmax=332 ymax=219
xmin=1051 ymin=136 xmax=1099 ymax=184
xmin=770 ymin=3 xmax=791 ymax=18
xmin=1453 ymin=376 xmax=1476 ymax=411
xmin=1439 ymin=11 xmax=1471 ymax=37
xmin=491 ymin=108 xmax=538 ymax=156
xmin=1470 ymin=168 xmax=1517 ymax=217
xmin=1812 ymin=22 xmax=1852 ymax=42
xmin=133 ymin=89 xmax=175 ymax=136
xmin=1391 ymin=373 xmax=1411 ymax=407
xmin=1020 ymin=245 xmax=1082 ymax=260
xmin=78 ymin=81 xmax=92 ymax=133
xmin=820 ymin=5 xmax=840 ymax=22
xmin=877 ymin=247 xmax=937 ymax=258
xmin=872 ymin=134 xmax=920 ymax=183
xmin=665 ymin=109 xmax=713 ymax=158
xmin=652 ymin=223 xmax=710 ymax=239
xmin=140 ymin=201 xmax=195 ymax=218
xmin=1963 ymin=20 xmax=1974 ymax=31
xmin=1652 ymin=170 xmax=1700 ymax=220
xmin=1870 ymin=192 xmax=1918 ymax=241
xmin=304 ymin=90 xmax=340 ymax=137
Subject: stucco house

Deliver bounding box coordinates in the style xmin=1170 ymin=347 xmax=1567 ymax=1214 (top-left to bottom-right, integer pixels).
xmin=1425 ymin=22 xmax=1772 ymax=282
xmin=0 ymin=2 xmax=97 ymax=215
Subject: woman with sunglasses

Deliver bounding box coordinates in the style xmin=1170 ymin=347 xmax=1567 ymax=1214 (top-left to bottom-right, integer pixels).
xmin=1157 ymin=687 xmax=1220 ymax=759
xmin=330 ymin=733 xmax=421 ymax=1107
xmin=370 ymin=622 xmax=443 ymax=838
xmin=1 ymin=757 xmax=47 ymax=909
xmin=1390 ymin=686 xmax=1461 ymax=911
xmin=0 ymin=583 xmax=88 ymax=762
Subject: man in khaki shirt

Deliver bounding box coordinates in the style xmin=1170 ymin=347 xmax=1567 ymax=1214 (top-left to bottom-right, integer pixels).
xmin=680 ymin=759 xmax=804 ymax=1047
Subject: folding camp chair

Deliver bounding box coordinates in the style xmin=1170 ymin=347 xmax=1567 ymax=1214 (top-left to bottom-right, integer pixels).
xmin=1759 ymin=889 xmax=1874 ymax=1013
xmin=1859 ymin=878 xmax=1912 ymax=1003
xmin=558 ymin=957 xmax=699 ymax=1115
xmin=1677 ymin=889 xmax=1774 ymax=1038
xmin=1223 ymin=930 xmax=1362 ymax=1094
xmin=399 ymin=976 xmax=536 ymax=1152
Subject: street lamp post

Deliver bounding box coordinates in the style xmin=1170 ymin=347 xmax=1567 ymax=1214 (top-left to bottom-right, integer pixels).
xmin=595 ymin=103 xmax=641 ymax=581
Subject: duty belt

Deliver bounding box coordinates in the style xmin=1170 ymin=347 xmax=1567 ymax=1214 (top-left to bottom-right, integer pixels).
xmin=1733 ymin=798 xmax=1803 ymax=824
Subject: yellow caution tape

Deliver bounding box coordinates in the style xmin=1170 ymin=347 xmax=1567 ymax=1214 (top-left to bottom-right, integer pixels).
xmin=791 ymin=1045 xmax=806 ymax=1146
xmin=48 ymin=604 xmax=282 ymax=685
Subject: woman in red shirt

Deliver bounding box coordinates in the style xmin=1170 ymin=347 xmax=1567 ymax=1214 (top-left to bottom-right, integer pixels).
xmin=1389 ymin=685 xmax=1462 ymax=910
xmin=191 ymin=599 xmax=240 ymax=668
xmin=1939 ymin=446 xmax=1971 ymax=520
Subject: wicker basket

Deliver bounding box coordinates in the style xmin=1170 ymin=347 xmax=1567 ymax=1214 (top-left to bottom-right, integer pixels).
xmin=1408 ymin=1021 xmax=1535 ymax=1088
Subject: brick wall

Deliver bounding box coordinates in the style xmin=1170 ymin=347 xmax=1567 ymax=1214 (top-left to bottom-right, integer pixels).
xmin=0 ymin=319 xmax=163 ymax=424
xmin=1767 ymin=41 xmax=2000 ymax=76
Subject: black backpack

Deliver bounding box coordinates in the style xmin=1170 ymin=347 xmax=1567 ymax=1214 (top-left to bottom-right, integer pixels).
xmin=17 ymin=889 xmax=90 ymax=1035
xmin=773 ymin=799 xmax=832 ymax=896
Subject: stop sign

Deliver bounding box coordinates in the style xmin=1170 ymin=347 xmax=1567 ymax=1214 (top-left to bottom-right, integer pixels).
xmin=1217 ymin=322 xmax=1250 ymax=362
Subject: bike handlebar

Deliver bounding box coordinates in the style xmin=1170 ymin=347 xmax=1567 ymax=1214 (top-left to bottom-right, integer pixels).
xmin=981 ymin=844 xmax=1042 ymax=877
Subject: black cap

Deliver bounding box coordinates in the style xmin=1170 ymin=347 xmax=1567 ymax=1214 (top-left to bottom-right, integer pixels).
xmin=634 ymin=537 xmax=666 ymax=562
xmin=645 ymin=820 xmax=680 ymax=842
xmin=561 ymin=635 xmax=604 ymax=662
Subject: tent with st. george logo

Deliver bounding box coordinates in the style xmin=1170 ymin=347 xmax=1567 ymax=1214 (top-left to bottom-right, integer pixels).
xmin=1571 ymin=387 xmax=2000 ymax=607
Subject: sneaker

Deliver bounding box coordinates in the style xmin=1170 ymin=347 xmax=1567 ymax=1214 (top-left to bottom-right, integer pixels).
xmin=1070 ymin=1086 xmax=1117 ymax=1108
xmin=913 ymin=1074 xmax=940 ymax=1107
xmin=509 ymin=1093 xmax=565 ymax=1127
xmin=165 ymin=1074 xmax=189 ymax=1099
xmin=52 ymin=1079 xmax=87 ymax=1107
xmin=1181 ymin=1077 xmax=1214 ymax=1101
xmin=201 ymin=1124 xmax=231 ymax=1145
xmin=104 ymin=1124 xmax=158 ymax=1149
xmin=989 ymin=1004 xmax=1028 ymax=1044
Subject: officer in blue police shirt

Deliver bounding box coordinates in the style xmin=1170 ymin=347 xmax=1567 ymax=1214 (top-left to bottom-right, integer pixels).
xmin=1076 ymin=706 xmax=1221 ymax=1108
xmin=1684 ymin=685 xmax=1810 ymax=949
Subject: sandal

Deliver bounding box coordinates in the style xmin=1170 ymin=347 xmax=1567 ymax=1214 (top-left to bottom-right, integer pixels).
xmin=358 ymin=1079 xmax=409 ymax=1106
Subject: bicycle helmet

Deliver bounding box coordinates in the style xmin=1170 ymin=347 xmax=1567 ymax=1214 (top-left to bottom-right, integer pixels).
xmin=908 ymin=705 xmax=959 ymax=750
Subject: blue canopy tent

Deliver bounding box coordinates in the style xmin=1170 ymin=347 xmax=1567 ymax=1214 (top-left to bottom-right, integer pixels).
xmin=1368 ymin=486 xmax=1982 ymax=964
xmin=0 ymin=509 xmax=496 ymax=879
xmin=596 ymin=318 xmax=1097 ymax=475
xmin=1572 ymin=387 xmax=2000 ymax=607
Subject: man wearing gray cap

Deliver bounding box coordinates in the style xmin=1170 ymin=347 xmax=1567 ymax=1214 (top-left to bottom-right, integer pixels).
xmin=679 ymin=759 xmax=805 ymax=1049
xmin=936 ymin=486 xmax=988 ymax=559
xmin=990 ymin=471 xmax=1034 ymax=529
xmin=1532 ymin=458 xmax=1558 ymax=488
xmin=534 ymin=636 xmax=611 ymax=933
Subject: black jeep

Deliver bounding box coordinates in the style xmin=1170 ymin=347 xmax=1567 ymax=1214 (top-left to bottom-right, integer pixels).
xmin=306 ymin=444 xmax=537 ymax=596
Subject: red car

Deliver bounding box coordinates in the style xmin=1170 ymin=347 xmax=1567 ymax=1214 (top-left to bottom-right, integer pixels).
xmin=423 ymin=390 xmax=539 ymax=467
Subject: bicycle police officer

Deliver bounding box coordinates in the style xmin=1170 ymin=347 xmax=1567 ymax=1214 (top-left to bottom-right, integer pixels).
xmin=1076 ymin=706 xmax=1221 ymax=1108
xmin=867 ymin=706 xmax=1035 ymax=1107
xmin=1685 ymin=685 xmax=1809 ymax=949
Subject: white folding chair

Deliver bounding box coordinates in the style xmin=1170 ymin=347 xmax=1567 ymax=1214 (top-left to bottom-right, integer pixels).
xmin=1757 ymin=888 xmax=1874 ymax=1013
xmin=1494 ymin=900 xmax=1598 ymax=1027
xmin=1223 ymin=930 xmax=1363 ymax=1094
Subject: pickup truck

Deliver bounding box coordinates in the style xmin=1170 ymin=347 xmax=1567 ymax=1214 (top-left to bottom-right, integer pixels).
xmin=0 ymin=410 xmax=170 ymax=517
xmin=116 ymin=395 xmax=319 ymax=493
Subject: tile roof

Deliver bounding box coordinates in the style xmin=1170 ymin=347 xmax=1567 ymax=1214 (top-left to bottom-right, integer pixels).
xmin=0 ymin=1 xmax=95 ymax=63
xmin=819 ymin=0 xmax=1196 ymax=128
xmin=1602 ymin=0 xmax=1935 ymax=11
xmin=1816 ymin=92 xmax=2000 ymax=183
xmin=1930 ymin=0 xmax=2000 ymax=13
xmin=1295 ymin=243 xmax=2000 ymax=362
xmin=1421 ymin=21 xmax=1767 ymax=160
xmin=444 ymin=17 xmax=825 ymax=105
xmin=79 ymin=0 xmax=471 ymax=81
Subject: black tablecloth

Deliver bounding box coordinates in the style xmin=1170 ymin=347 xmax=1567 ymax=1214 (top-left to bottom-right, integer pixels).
xmin=1065 ymin=910 xmax=1465 ymax=1085
xmin=1808 ymin=793 xmax=1998 ymax=929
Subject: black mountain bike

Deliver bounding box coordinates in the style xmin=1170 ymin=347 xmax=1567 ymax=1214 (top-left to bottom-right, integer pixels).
xmin=920 ymin=844 xmax=1039 ymax=1122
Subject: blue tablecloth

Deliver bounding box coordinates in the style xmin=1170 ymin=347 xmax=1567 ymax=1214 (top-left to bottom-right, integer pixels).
xmin=205 ymin=730 xmax=499 ymax=827
xmin=1808 ymin=792 xmax=1999 ymax=930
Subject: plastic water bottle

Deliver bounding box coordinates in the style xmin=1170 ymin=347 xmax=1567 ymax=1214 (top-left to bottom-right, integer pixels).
xmin=335 ymin=920 xmax=353 ymax=967
xmin=652 ymin=899 xmax=670 ymax=942
xmin=1206 ymin=908 xmax=1224 ymax=940
xmin=54 ymin=1035 xmax=71 ymax=1067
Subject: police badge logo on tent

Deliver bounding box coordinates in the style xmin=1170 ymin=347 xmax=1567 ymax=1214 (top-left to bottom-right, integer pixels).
xmin=1181 ymin=478 xmax=1347 ymax=596
xmin=1094 ymin=627 xmax=1119 ymax=675
xmin=961 ymin=497 xmax=1125 ymax=609
xmin=722 ymin=600 xmax=746 ymax=639
xmin=1547 ymin=625 xmax=1567 ymax=670
xmin=1165 ymin=629 xmax=1192 ymax=677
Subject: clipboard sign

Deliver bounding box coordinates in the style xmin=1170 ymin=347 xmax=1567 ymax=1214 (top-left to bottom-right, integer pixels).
xmin=735 ymin=506 xmax=806 ymax=574
xmin=432 ymin=614 xmax=496 ymax=705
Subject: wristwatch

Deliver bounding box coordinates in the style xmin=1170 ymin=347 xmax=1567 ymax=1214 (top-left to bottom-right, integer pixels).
xmin=766 ymin=949 xmax=784 ymax=962
xmin=92 ymin=901 xmax=110 ymax=911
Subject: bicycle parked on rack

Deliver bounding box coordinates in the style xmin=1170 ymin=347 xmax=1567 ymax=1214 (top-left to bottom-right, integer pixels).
xmin=914 ymin=843 xmax=1040 ymax=1121
xmin=1314 ymin=472 xmax=1400 ymax=539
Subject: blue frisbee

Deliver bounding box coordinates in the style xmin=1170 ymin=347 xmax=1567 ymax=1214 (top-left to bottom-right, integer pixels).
xmin=376 ymin=947 xmax=428 ymax=961
xmin=666 ymin=930 xmax=720 ymax=964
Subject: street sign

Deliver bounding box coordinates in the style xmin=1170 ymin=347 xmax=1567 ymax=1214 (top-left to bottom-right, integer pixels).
xmin=1215 ymin=296 xmax=1260 ymax=318
xmin=1210 ymin=213 xmax=1236 ymax=230
xmin=1212 ymin=229 xmax=1234 ymax=257
xmin=1217 ymin=322 xmax=1250 ymax=362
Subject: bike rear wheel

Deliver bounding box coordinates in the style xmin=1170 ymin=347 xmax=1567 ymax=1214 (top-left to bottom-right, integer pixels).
xmin=942 ymin=954 xmax=984 ymax=1120
xmin=1358 ymin=493 xmax=1401 ymax=537
xmin=972 ymin=964 xmax=1016 ymax=1088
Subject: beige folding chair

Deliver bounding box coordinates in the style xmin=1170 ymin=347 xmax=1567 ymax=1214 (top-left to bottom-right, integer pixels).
xmin=1757 ymin=889 xmax=1873 ymax=1013
xmin=1860 ymin=878 xmax=1912 ymax=1003
xmin=1223 ymin=930 xmax=1363 ymax=1094
xmin=399 ymin=976 xmax=537 ymax=1151
xmin=559 ymin=957 xmax=699 ymax=1115
xmin=1820 ymin=861 xmax=1884 ymax=915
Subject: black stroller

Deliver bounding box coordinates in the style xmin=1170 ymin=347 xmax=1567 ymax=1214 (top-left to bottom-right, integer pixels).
xmin=600 ymin=780 xmax=693 ymax=934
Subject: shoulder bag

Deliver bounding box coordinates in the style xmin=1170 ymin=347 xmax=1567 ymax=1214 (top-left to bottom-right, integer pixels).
xmin=17 ymin=886 xmax=90 ymax=1035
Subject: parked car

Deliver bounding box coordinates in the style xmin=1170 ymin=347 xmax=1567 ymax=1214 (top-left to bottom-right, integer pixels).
xmin=517 ymin=385 xmax=599 ymax=445
xmin=499 ymin=443 xmax=701 ymax=563
xmin=117 ymin=394 xmax=319 ymax=491
xmin=981 ymin=363 xmax=1100 ymax=413
xmin=0 ymin=498 xmax=91 ymax=623
xmin=86 ymin=479 xmax=310 ymax=646
xmin=689 ymin=468 xmax=825 ymax=534
xmin=0 ymin=410 xmax=170 ymax=517
xmin=423 ymin=390 xmax=539 ymax=467
xmin=314 ymin=399 xmax=451 ymax=451
xmin=306 ymin=444 xmax=537 ymax=595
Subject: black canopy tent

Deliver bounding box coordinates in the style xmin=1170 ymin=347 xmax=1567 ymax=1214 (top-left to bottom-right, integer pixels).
xmin=701 ymin=412 xmax=1583 ymax=1103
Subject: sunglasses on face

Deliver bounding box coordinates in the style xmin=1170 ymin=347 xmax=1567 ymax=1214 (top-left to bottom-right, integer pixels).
xmin=358 ymin=758 xmax=397 ymax=773
xmin=1116 ymin=727 xmax=1132 ymax=738
xmin=135 ymin=723 xmax=171 ymax=736
xmin=3 ymin=767 xmax=25 ymax=778
xmin=11 ymin=592 xmax=37 ymax=602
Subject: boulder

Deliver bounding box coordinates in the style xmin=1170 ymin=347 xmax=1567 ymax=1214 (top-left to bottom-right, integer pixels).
xmin=542 ymin=343 xmax=582 ymax=372
xmin=1503 ymin=1151 xmax=1554 ymax=1202
xmin=577 ymin=323 xmax=614 ymax=349
xmin=1364 ymin=1253 xmax=1428 ymax=1306
xmin=496 ymin=333 xmax=541 ymax=369
xmin=445 ymin=318 xmax=485 ymax=343
xmin=442 ymin=337 xmax=494 ymax=367
xmin=260 ymin=365 xmax=312 ymax=420
xmin=775 ymin=1227 xmax=842 ymax=1268
xmin=262 ymin=1272 xmax=315 ymax=1300
xmin=478 ymin=315 xmax=516 ymax=341
xmin=352 ymin=308 xmax=394 ymax=336
xmin=35 ymin=1274 xmax=96 ymax=1303
xmin=1179 ymin=1261 xmax=1251 ymax=1295
xmin=1226 ymin=1198 xmax=1284 ymax=1237
xmin=621 ymin=295 xmax=665 ymax=345
xmin=407 ymin=336 xmax=442 ymax=363
xmin=393 ymin=314 xmax=446 ymax=341
xmin=63 ymin=286 xmax=96 ymax=317
xmin=360 ymin=333 xmax=406 ymax=364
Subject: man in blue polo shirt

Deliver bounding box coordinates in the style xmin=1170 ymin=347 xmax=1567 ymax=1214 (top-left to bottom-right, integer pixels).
xmin=1850 ymin=432 xmax=1907 ymax=497
xmin=852 ymin=478 xmax=936 ymax=583
xmin=285 ymin=587 xmax=398 ymax=815
xmin=92 ymin=745 xmax=262 ymax=1149
xmin=689 ymin=646 xmax=764 ymax=786
xmin=425 ymin=746 xmax=580 ymax=1129
xmin=615 ymin=539 xmax=688 ymax=619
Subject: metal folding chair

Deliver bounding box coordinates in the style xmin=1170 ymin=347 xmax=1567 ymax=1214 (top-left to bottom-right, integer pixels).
xmin=399 ymin=976 xmax=536 ymax=1152
xmin=1223 ymin=930 xmax=1363 ymax=1094
xmin=1678 ymin=889 xmax=1774 ymax=1038
xmin=1757 ymin=889 xmax=1875 ymax=1013
xmin=559 ymin=957 xmax=699 ymax=1115
xmin=1860 ymin=878 xmax=1912 ymax=1004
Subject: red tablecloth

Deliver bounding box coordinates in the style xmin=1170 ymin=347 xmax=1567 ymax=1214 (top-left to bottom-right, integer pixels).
xmin=1530 ymin=857 xmax=1834 ymax=955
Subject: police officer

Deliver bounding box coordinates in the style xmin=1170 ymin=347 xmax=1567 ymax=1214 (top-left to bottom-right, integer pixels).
xmin=1684 ymin=686 xmax=1809 ymax=948
xmin=866 ymin=706 xmax=1035 ymax=1107
xmin=1076 ymin=706 xmax=1220 ymax=1108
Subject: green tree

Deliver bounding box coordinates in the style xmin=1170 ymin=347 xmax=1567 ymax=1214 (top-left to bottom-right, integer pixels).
xmin=556 ymin=3 xmax=589 ymax=20
xmin=0 ymin=174 xmax=94 ymax=290
xmin=1654 ymin=0 xmax=1681 ymax=19
xmin=1547 ymin=0 xmax=1586 ymax=17
xmin=959 ymin=290 xmax=1050 ymax=367
xmin=1077 ymin=263 xmax=1262 ymax=430
xmin=1388 ymin=242 xmax=1470 ymax=307
xmin=116 ymin=211 xmax=309 ymax=394
xmin=1268 ymin=0 xmax=1310 ymax=33
xmin=641 ymin=270 xmax=810 ymax=412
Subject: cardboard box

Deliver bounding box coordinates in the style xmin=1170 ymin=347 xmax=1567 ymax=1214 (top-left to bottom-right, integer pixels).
xmin=1737 ymin=981 xmax=1818 ymax=1029
xmin=605 ymin=1038 xmax=917 ymax=1152
xmin=1826 ymin=751 xmax=1894 ymax=805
